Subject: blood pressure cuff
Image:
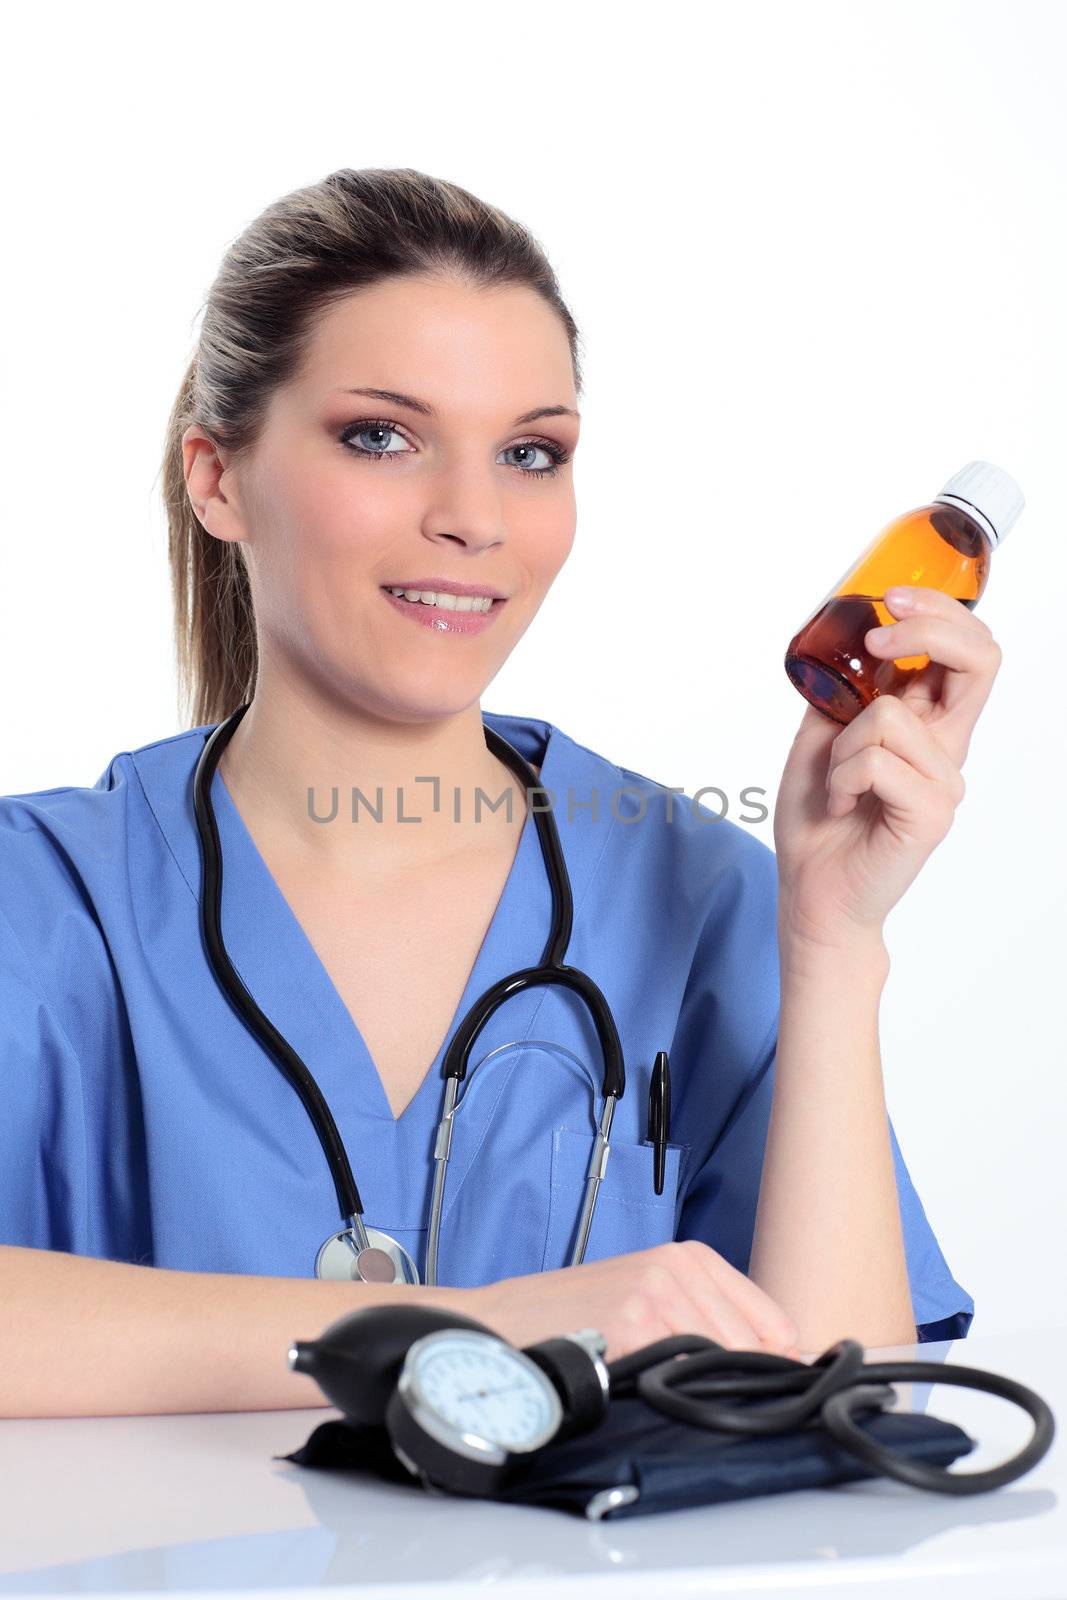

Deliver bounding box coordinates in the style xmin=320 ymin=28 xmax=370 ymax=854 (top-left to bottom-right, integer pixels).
xmin=281 ymin=1395 xmax=975 ymax=1520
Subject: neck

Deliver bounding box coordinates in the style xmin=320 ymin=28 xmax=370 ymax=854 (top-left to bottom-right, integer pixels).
xmin=215 ymin=671 xmax=531 ymax=879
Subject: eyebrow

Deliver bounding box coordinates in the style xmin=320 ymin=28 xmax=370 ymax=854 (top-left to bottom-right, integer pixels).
xmin=335 ymin=386 xmax=580 ymax=428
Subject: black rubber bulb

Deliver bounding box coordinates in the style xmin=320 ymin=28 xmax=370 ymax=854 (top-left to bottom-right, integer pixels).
xmin=289 ymin=1302 xmax=498 ymax=1426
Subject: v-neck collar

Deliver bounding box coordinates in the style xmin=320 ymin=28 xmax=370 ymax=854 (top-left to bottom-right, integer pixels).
xmin=208 ymin=712 xmax=554 ymax=1132
xmin=131 ymin=709 xmax=615 ymax=1153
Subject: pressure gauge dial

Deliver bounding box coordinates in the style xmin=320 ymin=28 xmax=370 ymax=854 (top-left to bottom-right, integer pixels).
xmin=385 ymin=1327 xmax=564 ymax=1496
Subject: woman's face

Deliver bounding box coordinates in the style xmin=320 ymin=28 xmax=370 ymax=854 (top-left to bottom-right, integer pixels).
xmin=210 ymin=274 xmax=579 ymax=722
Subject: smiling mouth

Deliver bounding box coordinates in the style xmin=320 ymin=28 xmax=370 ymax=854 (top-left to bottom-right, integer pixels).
xmin=379 ymin=586 xmax=506 ymax=634
xmin=380 ymin=586 xmax=501 ymax=614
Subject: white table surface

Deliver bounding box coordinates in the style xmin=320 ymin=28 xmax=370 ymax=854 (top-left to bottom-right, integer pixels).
xmin=0 ymin=1322 xmax=1063 ymax=1600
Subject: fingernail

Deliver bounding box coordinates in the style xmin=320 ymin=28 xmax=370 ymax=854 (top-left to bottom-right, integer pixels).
xmin=885 ymin=586 xmax=916 ymax=607
xmin=866 ymin=623 xmax=894 ymax=638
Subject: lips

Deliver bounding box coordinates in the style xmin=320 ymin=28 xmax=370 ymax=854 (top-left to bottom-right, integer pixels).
xmin=381 ymin=586 xmax=504 ymax=635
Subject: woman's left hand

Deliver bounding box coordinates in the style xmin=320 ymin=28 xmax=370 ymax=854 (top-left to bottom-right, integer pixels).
xmin=773 ymin=586 xmax=1003 ymax=952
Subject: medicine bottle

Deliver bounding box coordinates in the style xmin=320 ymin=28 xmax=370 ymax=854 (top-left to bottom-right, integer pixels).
xmin=784 ymin=460 xmax=1024 ymax=725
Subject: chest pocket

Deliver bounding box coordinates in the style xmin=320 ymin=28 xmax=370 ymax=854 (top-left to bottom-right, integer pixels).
xmin=541 ymin=1127 xmax=686 ymax=1272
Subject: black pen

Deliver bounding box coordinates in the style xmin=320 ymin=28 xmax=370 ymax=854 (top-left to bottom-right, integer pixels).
xmin=648 ymin=1050 xmax=671 ymax=1195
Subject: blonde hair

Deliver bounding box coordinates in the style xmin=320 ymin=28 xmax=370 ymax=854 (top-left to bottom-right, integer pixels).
xmin=160 ymin=167 xmax=584 ymax=728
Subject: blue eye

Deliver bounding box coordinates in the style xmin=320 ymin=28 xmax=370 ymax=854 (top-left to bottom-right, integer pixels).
xmin=341 ymin=422 xmax=411 ymax=459
xmin=338 ymin=419 xmax=571 ymax=478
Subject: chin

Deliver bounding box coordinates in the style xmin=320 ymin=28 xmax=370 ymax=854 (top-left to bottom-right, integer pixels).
xmin=366 ymin=681 xmax=489 ymax=725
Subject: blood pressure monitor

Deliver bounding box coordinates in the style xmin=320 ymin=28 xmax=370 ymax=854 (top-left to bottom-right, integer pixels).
xmin=288 ymin=1301 xmax=1053 ymax=1511
xmin=386 ymin=1325 xmax=611 ymax=1496
xmin=289 ymin=1302 xmax=611 ymax=1497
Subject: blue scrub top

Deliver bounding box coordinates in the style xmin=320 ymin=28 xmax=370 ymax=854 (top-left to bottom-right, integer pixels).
xmin=0 ymin=710 xmax=973 ymax=1343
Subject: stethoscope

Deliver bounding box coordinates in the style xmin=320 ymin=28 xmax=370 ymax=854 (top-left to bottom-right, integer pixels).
xmin=192 ymin=700 xmax=633 ymax=1287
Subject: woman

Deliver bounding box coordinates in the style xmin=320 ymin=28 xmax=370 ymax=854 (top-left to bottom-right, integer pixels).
xmin=0 ymin=167 xmax=979 ymax=1417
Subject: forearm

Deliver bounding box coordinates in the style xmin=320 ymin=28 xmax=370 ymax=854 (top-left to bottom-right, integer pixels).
xmin=0 ymin=1245 xmax=464 ymax=1418
xmin=747 ymin=927 xmax=916 ymax=1354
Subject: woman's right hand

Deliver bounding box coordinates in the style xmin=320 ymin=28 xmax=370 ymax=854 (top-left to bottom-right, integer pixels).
xmin=460 ymin=1240 xmax=805 ymax=1362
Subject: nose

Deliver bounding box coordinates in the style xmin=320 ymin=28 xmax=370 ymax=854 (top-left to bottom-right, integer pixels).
xmin=418 ymin=460 xmax=508 ymax=554
xmin=422 ymin=518 xmax=506 ymax=557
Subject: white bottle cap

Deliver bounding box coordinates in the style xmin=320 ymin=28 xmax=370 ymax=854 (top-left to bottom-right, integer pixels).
xmin=932 ymin=460 xmax=1024 ymax=549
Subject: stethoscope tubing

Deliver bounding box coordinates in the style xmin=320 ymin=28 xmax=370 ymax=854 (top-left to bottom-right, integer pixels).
xmin=193 ymin=700 xmax=630 ymax=1285
xmin=194 ymin=703 xmax=366 ymax=1222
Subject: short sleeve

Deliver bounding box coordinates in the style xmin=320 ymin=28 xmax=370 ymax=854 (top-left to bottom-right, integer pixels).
xmin=677 ymin=1024 xmax=975 ymax=1344
xmin=0 ymin=899 xmax=89 ymax=1252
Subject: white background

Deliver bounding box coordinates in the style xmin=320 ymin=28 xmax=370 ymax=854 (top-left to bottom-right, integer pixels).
xmin=1 ymin=0 xmax=1063 ymax=1339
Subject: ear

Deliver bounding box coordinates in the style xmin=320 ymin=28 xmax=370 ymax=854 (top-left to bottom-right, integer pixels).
xmin=182 ymin=425 xmax=248 ymax=546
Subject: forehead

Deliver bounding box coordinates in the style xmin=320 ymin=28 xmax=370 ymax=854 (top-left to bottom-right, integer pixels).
xmin=291 ymin=276 xmax=577 ymax=411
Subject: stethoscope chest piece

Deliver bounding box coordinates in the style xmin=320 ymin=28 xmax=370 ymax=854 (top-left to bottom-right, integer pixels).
xmin=316 ymin=1227 xmax=420 ymax=1285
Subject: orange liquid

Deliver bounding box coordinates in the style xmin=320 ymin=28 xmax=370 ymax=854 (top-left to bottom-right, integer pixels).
xmin=784 ymin=502 xmax=991 ymax=725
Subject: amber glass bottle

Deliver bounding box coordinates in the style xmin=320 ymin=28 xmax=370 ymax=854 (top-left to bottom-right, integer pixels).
xmin=784 ymin=461 xmax=1024 ymax=725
